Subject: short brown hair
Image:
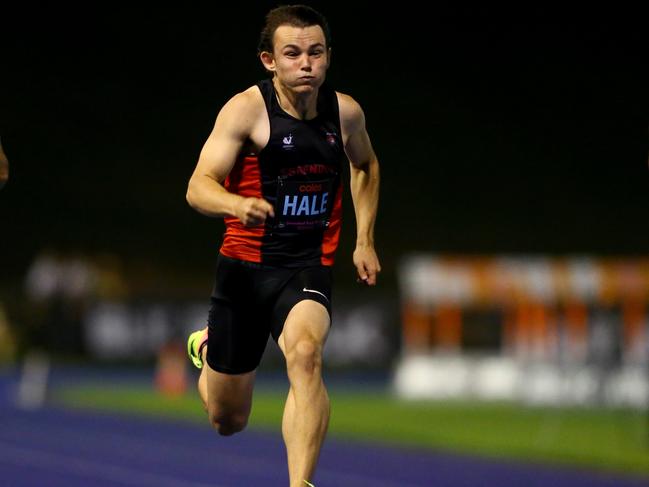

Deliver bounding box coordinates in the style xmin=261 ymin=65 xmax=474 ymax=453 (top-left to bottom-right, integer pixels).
xmin=257 ymin=5 xmax=331 ymax=55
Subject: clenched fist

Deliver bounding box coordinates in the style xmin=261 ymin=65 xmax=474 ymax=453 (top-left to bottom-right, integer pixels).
xmin=235 ymin=197 xmax=275 ymax=227
xmin=353 ymin=244 xmax=381 ymax=286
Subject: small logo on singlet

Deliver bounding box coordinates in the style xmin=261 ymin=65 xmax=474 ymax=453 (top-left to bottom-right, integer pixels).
xmin=325 ymin=131 xmax=337 ymax=145
xmin=282 ymin=133 xmax=294 ymax=149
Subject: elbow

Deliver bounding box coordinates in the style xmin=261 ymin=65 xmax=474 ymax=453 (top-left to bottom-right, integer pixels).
xmin=186 ymin=181 xmax=198 ymax=209
xmin=370 ymin=156 xmax=380 ymax=172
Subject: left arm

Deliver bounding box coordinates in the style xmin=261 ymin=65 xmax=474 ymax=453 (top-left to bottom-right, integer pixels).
xmin=338 ymin=94 xmax=381 ymax=285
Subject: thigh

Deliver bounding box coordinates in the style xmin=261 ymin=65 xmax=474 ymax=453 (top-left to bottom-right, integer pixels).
xmin=272 ymin=266 xmax=333 ymax=349
xmin=206 ymin=255 xmax=271 ymax=374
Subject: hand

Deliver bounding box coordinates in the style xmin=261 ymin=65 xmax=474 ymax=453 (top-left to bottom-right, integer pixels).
xmin=235 ymin=197 xmax=275 ymax=227
xmin=353 ymin=244 xmax=381 ymax=286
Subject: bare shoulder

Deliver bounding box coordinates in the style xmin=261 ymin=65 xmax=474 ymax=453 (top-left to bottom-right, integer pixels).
xmin=217 ymin=85 xmax=266 ymax=134
xmin=221 ymin=86 xmax=264 ymax=117
xmin=336 ymin=91 xmax=365 ymax=135
xmin=228 ymin=85 xmax=264 ymax=111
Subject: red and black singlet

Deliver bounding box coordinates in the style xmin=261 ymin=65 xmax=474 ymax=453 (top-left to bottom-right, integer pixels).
xmin=220 ymin=79 xmax=345 ymax=267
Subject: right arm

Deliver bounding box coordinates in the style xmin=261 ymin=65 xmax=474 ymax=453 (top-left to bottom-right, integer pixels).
xmin=0 ymin=139 xmax=8 ymax=189
xmin=186 ymin=90 xmax=273 ymax=226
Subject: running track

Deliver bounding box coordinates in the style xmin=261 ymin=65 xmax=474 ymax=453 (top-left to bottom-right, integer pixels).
xmin=0 ymin=373 xmax=647 ymax=486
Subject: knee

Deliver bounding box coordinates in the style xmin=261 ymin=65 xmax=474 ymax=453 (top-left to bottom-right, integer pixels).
xmin=208 ymin=411 xmax=249 ymax=436
xmin=287 ymin=339 xmax=322 ymax=377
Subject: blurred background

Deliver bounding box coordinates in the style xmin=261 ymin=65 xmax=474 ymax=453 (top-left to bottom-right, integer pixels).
xmin=0 ymin=1 xmax=648 ymax=484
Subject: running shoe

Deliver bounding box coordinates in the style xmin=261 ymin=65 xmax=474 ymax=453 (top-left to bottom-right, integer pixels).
xmin=187 ymin=327 xmax=208 ymax=369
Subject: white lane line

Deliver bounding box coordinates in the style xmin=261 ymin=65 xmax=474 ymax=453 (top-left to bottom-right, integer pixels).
xmin=0 ymin=440 xmax=225 ymax=487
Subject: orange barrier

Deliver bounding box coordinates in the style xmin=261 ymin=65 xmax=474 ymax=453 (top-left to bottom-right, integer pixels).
xmin=399 ymin=256 xmax=649 ymax=362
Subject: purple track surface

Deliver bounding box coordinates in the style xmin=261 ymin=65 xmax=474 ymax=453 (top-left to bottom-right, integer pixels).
xmin=1 ymin=371 xmax=647 ymax=487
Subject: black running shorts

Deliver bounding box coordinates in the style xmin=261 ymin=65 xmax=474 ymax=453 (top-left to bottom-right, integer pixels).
xmin=206 ymin=254 xmax=332 ymax=374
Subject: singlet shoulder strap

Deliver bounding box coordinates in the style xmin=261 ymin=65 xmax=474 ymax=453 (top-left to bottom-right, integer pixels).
xmin=257 ymin=78 xmax=281 ymax=118
xmin=316 ymin=82 xmax=341 ymax=132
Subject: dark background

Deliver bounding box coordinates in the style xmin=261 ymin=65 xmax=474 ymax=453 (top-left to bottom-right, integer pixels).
xmin=1 ymin=2 xmax=647 ymax=296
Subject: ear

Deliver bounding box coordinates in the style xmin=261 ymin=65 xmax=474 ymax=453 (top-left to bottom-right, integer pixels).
xmin=260 ymin=51 xmax=276 ymax=72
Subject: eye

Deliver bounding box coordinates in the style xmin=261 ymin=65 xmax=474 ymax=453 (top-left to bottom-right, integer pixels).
xmin=285 ymin=51 xmax=299 ymax=58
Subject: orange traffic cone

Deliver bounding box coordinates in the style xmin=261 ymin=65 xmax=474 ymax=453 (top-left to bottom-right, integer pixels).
xmin=154 ymin=340 xmax=188 ymax=397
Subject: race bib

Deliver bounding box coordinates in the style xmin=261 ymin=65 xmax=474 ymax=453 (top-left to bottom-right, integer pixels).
xmin=273 ymin=177 xmax=334 ymax=232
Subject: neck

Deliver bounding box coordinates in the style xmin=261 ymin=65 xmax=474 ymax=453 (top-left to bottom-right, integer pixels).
xmin=272 ymin=78 xmax=318 ymax=120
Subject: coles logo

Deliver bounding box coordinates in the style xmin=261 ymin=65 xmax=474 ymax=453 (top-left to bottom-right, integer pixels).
xmin=299 ymin=183 xmax=323 ymax=192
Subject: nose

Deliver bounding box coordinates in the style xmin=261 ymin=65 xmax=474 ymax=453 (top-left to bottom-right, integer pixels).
xmin=300 ymin=53 xmax=312 ymax=71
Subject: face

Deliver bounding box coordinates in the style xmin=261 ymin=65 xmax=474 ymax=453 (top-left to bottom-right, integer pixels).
xmin=260 ymin=24 xmax=330 ymax=93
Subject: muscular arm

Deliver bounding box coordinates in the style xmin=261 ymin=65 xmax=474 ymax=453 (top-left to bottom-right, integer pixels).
xmin=186 ymin=89 xmax=273 ymax=226
xmin=0 ymin=140 xmax=9 ymax=189
xmin=339 ymin=94 xmax=381 ymax=285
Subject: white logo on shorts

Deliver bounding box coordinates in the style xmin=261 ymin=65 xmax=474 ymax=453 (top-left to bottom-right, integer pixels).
xmin=302 ymin=288 xmax=328 ymax=302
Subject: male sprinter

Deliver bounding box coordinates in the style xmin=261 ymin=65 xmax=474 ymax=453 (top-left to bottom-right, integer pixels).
xmin=186 ymin=5 xmax=380 ymax=486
